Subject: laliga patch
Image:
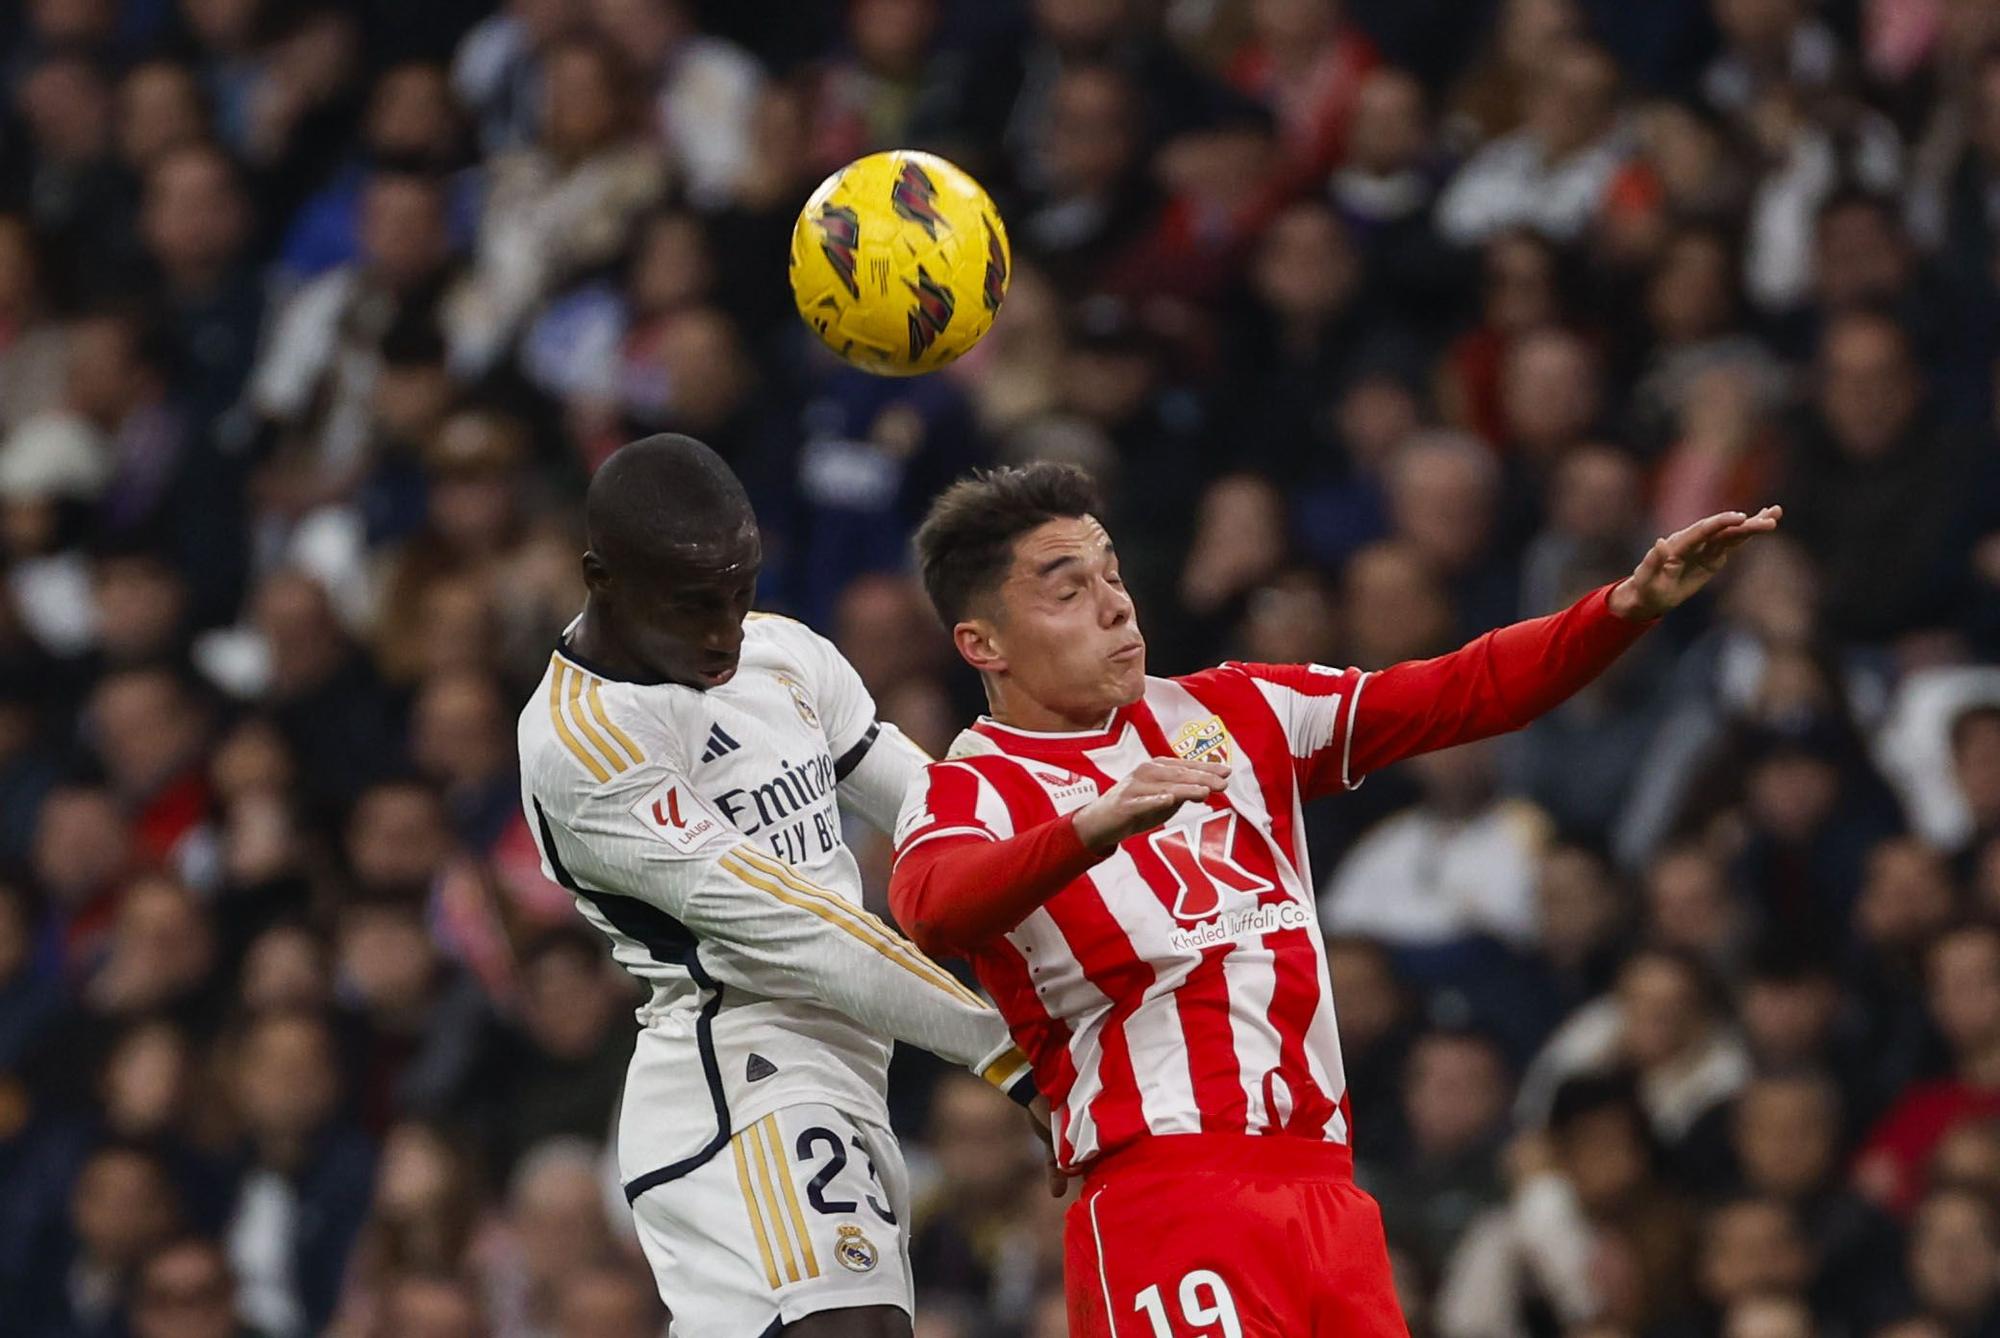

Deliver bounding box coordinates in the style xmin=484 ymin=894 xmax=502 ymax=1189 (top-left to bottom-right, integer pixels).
xmin=835 ymin=1224 xmax=879 ymax=1273
xmin=1172 ymin=714 xmax=1232 ymax=766
xmin=632 ymin=779 xmax=728 ymax=854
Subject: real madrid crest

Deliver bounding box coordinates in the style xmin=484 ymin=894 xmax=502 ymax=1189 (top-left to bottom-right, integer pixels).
xmin=834 ymin=1223 xmax=879 ymax=1273
xmin=1171 ymin=714 xmax=1231 ymax=767
xmin=773 ymin=673 xmax=820 ymax=728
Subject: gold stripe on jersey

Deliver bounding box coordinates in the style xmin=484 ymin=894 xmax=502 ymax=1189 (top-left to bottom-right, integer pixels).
xmin=737 ymin=848 xmax=989 ymax=1011
xmin=547 ymin=661 xmax=611 ymax=782
xmin=981 ymin=1048 xmax=1032 ymax=1093
xmin=732 ymin=1133 xmax=782 ymax=1289
xmin=763 ymin=1115 xmax=820 ymax=1279
xmin=749 ymin=1115 xmax=802 ymax=1283
xmin=587 ymin=678 xmax=645 ymax=766
xmin=564 ymin=666 xmax=629 ymax=776
xmin=725 ymin=848 xmax=988 ymax=1009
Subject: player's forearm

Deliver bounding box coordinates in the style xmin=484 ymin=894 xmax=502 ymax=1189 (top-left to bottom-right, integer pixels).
xmin=1350 ymin=582 xmax=1655 ymax=775
xmin=694 ymin=844 xmax=1032 ymax=1096
xmin=890 ymin=817 xmax=1110 ymax=958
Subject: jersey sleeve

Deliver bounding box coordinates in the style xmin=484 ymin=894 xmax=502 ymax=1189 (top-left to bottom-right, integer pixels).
xmin=1226 ymin=662 xmax=1369 ymax=801
xmin=1232 ymin=583 xmax=1654 ymax=798
xmin=531 ymin=759 xmax=1034 ymax=1104
xmin=888 ymin=760 xmax=1111 ymax=958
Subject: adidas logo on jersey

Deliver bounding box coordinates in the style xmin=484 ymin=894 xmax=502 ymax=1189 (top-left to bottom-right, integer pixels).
xmin=700 ymin=724 xmax=742 ymax=763
xmin=745 ymin=1053 xmax=778 ymax=1083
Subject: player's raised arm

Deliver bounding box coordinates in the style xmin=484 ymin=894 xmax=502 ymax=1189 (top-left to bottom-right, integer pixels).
xmin=532 ymin=772 xmax=1034 ymax=1105
xmin=1264 ymin=507 xmax=1783 ymax=794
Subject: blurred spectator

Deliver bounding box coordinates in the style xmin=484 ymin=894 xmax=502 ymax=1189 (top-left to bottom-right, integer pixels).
xmin=1519 ymin=946 xmax=1751 ymax=1147
xmin=222 ymin=1009 xmax=375 ymax=1338
xmin=138 ymin=143 xmax=260 ymax=435
xmin=470 ymin=927 xmax=632 ymax=1176
xmin=279 ymin=61 xmax=476 ymax=283
xmin=1437 ymin=39 xmax=1639 ymax=246
xmin=1222 ymin=0 xmax=1380 ymax=183
xmin=130 ymin=1236 xmax=267 ymax=1338
xmin=1364 ymin=1028 xmax=1513 ymax=1277
xmin=1857 ymin=923 xmax=2000 ymax=1216
xmin=591 ymin=0 xmax=761 ymax=207
xmin=333 ymin=895 xmax=490 ymax=1134
xmin=250 ymin=571 xmax=401 ymax=813
xmin=909 ymin=1072 xmax=1048 ymax=1324
xmin=470 ymin=35 xmax=667 ymax=346
xmin=473 ymin=1137 xmax=617 ymax=1338
xmin=1900 ymin=1187 xmax=2000 ymax=1335
xmin=1438 ymin=1073 xmax=1692 ymax=1337
xmin=0 ymin=212 xmax=71 ymax=432
xmin=22 ymin=1140 xmax=185 ymax=1338
xmin=550 ymin=1261 xmax=662 ymax=1338
xmin=1321 ymin=740 xmax=1551 ymax=968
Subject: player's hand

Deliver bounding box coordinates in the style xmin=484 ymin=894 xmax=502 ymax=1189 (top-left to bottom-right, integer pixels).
xmin=1071 ymin=759 xmax=1230 ymax=851
xmin=1609 ymin=505 xmax=1783 ymax=621
xmin=1026 ymin=1095 xmax=1073 ymax=1197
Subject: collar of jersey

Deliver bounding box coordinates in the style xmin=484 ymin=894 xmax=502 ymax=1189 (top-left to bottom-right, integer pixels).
xmin=552 ymin=637 xmax=673 ymax=688
xmin=973 ymin=708 xmax=1127 ymax=752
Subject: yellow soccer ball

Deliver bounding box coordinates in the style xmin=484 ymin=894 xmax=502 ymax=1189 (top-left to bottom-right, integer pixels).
xmin=788 ymin=150 xmax=1011 ymax=377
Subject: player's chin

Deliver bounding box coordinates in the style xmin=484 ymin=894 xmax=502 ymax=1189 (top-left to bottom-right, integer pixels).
xmin=1107 ymin=657 xmax=1147 ymax=703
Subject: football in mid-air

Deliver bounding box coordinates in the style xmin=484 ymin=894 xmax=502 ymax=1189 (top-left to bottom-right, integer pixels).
xmin=789 ymin=150 xmax=1011 ymax=377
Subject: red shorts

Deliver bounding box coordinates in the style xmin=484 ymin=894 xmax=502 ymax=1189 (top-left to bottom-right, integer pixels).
xmin=1064 ymin=1134 xmax=1409 ymax=1338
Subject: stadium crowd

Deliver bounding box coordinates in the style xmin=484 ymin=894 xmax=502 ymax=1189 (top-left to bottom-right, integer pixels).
xmin=3 ymin=0 xmax=2000 ymax=1335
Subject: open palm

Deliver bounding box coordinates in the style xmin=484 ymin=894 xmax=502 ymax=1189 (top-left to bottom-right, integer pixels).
xmin=1611 ymin=506 xmax=1784 ymax=621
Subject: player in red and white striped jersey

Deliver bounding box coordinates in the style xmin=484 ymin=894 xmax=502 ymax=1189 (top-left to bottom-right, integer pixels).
xmin=889 ymin=463 xmax=1780 ymax=1337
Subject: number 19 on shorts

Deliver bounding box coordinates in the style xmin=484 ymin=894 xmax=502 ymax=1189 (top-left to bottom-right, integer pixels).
xmin=1135 ymin=1269 xmax=1242 ymax=1337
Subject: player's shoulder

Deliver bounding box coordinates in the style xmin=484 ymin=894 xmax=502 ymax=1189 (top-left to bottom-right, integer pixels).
xmin=1190 ymin=661 xmax=1363 ymax=698
xmin=741 ymin=610 xmax=840 ymax=678
xmin=518 ymin=651 xmax=692 ymax=795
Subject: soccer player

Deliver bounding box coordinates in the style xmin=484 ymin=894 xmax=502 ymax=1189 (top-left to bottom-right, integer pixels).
xmin=518 ymin=435 xmax=1035 ymax=1338
xmin=888 ymin=462 xmax=1780 ymax=1336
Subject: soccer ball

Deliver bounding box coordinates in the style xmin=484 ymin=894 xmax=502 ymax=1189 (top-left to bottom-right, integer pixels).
xmin=789 ymin=150 xmax=1011 ymax=377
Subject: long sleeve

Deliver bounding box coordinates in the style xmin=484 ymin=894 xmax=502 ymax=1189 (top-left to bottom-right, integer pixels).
xmin=1347 ymin=581 xmax=1654 ymax=779
xmin=890 ymin=814 xmax=1111 ymax=959
xmin=535 ymin=772 xmax=1033 ymax=1101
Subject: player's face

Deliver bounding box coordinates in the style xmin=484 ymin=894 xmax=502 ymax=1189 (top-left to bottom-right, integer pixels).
xmin=979 ymin=515 xmax=1145 ymax=724
xmin=595 ymin=523 xmax=760 ymax=690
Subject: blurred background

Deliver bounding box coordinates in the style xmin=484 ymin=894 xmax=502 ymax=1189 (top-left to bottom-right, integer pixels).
xmin=3 ymin=0 xmax=2000 ymax=1336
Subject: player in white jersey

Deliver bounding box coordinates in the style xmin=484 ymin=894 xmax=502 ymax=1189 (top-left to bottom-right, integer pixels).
xmin=518 ymin=435 xmax=1035 ymax=1338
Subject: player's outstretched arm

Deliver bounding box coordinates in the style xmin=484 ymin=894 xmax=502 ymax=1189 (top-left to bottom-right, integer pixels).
xmin=535 ymin=783 xmax=1034 ymax=1104
xmin=1343 ymin=507 xmax=1783 ymax=783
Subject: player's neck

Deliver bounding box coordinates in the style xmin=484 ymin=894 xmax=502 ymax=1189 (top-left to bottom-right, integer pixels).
xmin=983 ymin=681 xmax=1117 ymax=736
xmin=568 ymin=600 xmax=662 ymax=686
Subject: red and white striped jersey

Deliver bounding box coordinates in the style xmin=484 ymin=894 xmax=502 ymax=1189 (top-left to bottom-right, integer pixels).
xmin=893 ymin=662 xmax=1367 ymax=1168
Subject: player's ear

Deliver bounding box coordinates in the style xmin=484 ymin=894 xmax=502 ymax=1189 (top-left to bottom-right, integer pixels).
xmin=954 ymin=618 xmax=1006 ymax=675
xmin=581 ymin=549 xmax=611 ymax=598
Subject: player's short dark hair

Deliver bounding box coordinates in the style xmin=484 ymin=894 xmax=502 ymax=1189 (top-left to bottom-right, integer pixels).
xmin=913 ymin=462 xmax=1102 ymax=626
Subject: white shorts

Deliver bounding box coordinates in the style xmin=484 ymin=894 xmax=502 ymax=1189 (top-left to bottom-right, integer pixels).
xmin=629 ymin=1102 xmax=914 ymax=1337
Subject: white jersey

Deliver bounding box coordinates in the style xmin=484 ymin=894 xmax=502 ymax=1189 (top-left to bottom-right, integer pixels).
xmin=519 ymin=612 xmax=1032 ymax=1204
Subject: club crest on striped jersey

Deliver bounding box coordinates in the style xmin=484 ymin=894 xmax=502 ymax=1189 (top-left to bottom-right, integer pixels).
xmin=632 ymin=777 xmax=727 ymax=853
xmin=835 ymin=1224 xmax=879 ymax=1273
xmin=1171 ymin=714 xmax=1231 ymax=767
xmin=772 ymin=672 xmax=819 ymax=728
